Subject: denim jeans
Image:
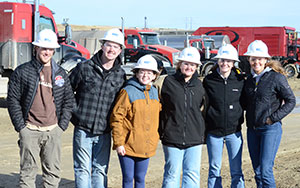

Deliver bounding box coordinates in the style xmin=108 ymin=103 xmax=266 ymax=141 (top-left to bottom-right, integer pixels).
xmin=73 ymin=127 xmax=111 ymax=188
xmin=206 ymin=132 xmax=245 ymax=188
xmin=118 ymin=155 xmax=150 ymax=188
xmin=247 ymin=122 xmax=282 ymax=188
xmin=162 ymin=144 xmax=202 ymax=188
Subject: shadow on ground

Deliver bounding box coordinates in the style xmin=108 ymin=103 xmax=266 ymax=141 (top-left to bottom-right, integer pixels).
xmin=0 ymin=173 xmax=74 ymax=188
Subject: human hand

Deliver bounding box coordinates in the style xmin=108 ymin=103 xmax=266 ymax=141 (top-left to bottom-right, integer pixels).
xmin=116 ymin=145 xmax=126 ymax=156
xmin=266 ymin=117 xmax=273 ymax=125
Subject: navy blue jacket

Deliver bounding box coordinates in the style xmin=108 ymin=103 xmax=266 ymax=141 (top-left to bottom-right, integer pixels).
xmin=244 ymin=70 xmax=295 ymax=128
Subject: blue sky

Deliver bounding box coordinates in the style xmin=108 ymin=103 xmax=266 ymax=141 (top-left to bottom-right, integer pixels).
xmin=39 ymin=0 xmax=300 ymax=31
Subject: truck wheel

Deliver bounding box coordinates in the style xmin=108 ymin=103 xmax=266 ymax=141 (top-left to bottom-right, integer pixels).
xmin=203 ymin=63 xmax=214 ymax=76
xmin=284 ymin=64 xmax=296 ymax=78
xmin=149 ymin=54 xmax=175 ymax=75
xmin=60 ymin=56 xmax=86 ymax=74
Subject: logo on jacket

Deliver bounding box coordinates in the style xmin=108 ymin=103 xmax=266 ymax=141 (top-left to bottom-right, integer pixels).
xmin=55 ymin=75 xmax=65 ymax=87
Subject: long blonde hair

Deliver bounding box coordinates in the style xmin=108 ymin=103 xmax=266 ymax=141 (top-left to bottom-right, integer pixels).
xmin=266 ymin=60 xmax=286 ymax=76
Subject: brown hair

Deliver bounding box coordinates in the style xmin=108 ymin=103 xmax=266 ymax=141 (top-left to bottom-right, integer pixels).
xmin=266 ymin=60 xmax=286 ymax=76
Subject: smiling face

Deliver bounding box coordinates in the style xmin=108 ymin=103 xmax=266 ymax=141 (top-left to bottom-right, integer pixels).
xmin=101 ymin=41 xmax=122 ymax=62
xmin=179 ymin=61 xmax=198 ymax=81
xmin=136 ymin=69 xmax=156 ymax=85
xmin=218 ymin=59 xmax=234 ymax=75
xmin=249 ymin=56 xmax=268 ymax=74
xmin=35 ymin=47 xmax=55 ymax=66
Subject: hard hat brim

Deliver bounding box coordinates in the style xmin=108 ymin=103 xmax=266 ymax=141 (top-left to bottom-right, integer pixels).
xmin=177 ymin=57 xmax=202 ymax=65
xmin=32 ymin=41 xmax=60 ymax=49
xmin=99 ymin=39 xmax=125 ymax=48
xmin=243 ymin=52 xmax=271 ymax=58
xmin=213 ymin=55 xmax=240 ymax=62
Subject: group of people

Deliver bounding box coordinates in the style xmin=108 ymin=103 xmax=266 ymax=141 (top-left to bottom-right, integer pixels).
xmin=7 ymin=27 xmax=296 ymax=188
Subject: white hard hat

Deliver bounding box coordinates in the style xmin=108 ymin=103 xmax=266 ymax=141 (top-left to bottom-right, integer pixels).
xmin=100 ymin=28 xmax=125 ymax=48
xmin=213 ymin=44 xmax=240 ymax=62
xmin=177 ymin=47 xmax=201 ymax=65
xmin=133 ymin=55 xmax=159 ymax=73
xmin=244 ymin=40 xmax=271 ymax=58
xmin=32 ymin=29 xmax=60 ymax=48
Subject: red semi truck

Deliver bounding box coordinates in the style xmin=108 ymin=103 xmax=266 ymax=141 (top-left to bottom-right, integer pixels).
xmin=0 ymin=0 xmax=90 ymax=80
xmin=193 ymin=26 xmax=300 ymax=77
xmin=123 ymin=28 xmax=180 ymax=74
xmin=188 ymin=35 xmax=230 ymax=76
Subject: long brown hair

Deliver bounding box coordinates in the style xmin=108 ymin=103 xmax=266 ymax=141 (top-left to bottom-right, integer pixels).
xmin=266 ymin=60 xmax=286 ymax=76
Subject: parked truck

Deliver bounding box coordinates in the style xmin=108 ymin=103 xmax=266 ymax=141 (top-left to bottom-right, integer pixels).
xmin=0 ymin=0 xmax=90 ymax=96
xmin=123 ymin=28 xmax=180 ymax=75
xmin=193 ymin=26 xmax=300 ymax=77
xmin=188 ymin=35 xmax=230 ymax=76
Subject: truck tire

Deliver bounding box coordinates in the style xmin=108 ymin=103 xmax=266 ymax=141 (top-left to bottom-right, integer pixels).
xmin=202 ymin=62 xmax=215 ymax=76
xmin=284 ymin=64 xmax=296 ymax=78
xmin=149 ymin=54 xmax=175 ymax=75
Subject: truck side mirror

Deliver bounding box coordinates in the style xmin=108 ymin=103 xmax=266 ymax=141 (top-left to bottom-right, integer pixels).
xmin=65 ymin=24 xmax=72 ymax=44
xmin=133 ymin=39 xmax=138 ymax=49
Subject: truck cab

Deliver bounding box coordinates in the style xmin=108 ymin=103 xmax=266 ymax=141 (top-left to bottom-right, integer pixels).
xmin=124 ymin=28 xmax=180 ymax=74
xmin=188 ymin=35 xmax=230 ymax=76
xmin=0 ymin=1 xmax=90 ymax=77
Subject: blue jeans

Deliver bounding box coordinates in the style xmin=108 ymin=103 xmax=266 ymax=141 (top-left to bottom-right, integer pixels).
xmin=247 ymin=122 xmax=282 ymax=188
xmin=118 ymin=155 xmax=150 ymax=188
xmin=162 ymin=144 xmax=202 ymax=188
xmin=206 ymin=132 xmax=245 ymax=188
xmin=73 ymin=127 xmax=111 ymax=188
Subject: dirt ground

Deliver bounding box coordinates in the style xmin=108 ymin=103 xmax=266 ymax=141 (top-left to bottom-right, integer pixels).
xmin=0 ymin=78 xmax=300 ymax=188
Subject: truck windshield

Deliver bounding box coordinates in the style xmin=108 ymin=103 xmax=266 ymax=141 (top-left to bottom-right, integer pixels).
xmin=203 ymin=41 xmax=214 ymax=49
xmin=39 ymin=16 xmax=55 ymax=32
xmin=140 ymin=33 xmax=161 ymax=45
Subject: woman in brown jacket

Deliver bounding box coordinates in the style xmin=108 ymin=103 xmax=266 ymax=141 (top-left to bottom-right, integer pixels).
xmin=110 ymin=55 xmax=161 ymax=188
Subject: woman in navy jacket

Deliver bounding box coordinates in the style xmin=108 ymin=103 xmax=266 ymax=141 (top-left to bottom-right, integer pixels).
xmin=203 ymin=44 xmax=245 ymax=188
xmin=243 ymin=40 xmax=296 ymax=187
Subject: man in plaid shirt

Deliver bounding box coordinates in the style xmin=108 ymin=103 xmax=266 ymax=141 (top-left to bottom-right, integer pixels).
xmin=69 ymin=28 xmax=126 ymax=188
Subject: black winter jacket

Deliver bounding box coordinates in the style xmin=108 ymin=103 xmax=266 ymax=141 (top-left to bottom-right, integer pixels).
xmin=203 ymin=69 xmax=245 ymax=136
xmin=159 ymin=70 xmax=206 ymax=148
xmin=7 ymin=58 xmax=75 ymax=132
xmin=69 ymin=50 xmax=126 ymax=134
xmin=244 ymin=70 xmax=295 ymax=128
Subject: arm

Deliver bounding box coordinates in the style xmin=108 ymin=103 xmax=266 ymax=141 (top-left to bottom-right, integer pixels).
xmin=7 ymin=70 xmax=25 ymax=132
xmin=58 ymin=73 xmax=75 ymax=131
xmin=110 ymin=89 xmax=131 ymax=154
xmin=269 ymin=75 xmax=296 ymax=123
xmin=68 ymin=62 xmax=83 ymax=92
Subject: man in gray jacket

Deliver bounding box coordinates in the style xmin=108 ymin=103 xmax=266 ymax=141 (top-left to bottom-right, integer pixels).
xmin=69 ymin=28 xmax=126 ymax=188
xmin=7 ymin=29 xmax=75 ymax=188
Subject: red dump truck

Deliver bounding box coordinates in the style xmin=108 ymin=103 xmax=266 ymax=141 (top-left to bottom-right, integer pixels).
xmin=123 ymin=28 xmax=180 ymax=75
xmin=193 ymin=26 xmax=300 ymax=77
xmin=0 ymin=0 xmax=90 ymax=96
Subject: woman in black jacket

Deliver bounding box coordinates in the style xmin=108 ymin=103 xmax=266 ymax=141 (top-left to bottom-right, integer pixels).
xmin=155 ymin=47 xmax=206 ymax=188
xmin=243 ymin=40 xmax=296 ymax=187
xmin=203 ymin=44 xmax=245 ymax=188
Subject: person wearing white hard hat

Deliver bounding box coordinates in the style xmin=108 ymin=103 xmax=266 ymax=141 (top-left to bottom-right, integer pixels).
xmin=203 ymin=44 xmax=245 ymax=188
xmin=110 ymin=55 xmax=160 ymax=188
xmin=154 ymin=47 xmax=206 ymax=188
xmin=7 ymin=29 xmax=75 ymax=187
xmin=69 ymin=28 xmax=126 ymax=188
xmin=243 ymin=40 xmax=296 ymax=187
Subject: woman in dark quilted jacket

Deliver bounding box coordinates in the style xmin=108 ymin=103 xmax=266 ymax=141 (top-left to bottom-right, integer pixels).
xmin=243 ymin=40 xmax=296 ymax=187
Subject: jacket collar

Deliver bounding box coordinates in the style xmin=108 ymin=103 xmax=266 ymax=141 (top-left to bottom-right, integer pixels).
xmin=91 ymin=50 xmax=122 ymax=72
xmin=174 ymin=69 xmax=199 ymax=86
xmin=32 ymin=57 xmax=58 ymax=73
